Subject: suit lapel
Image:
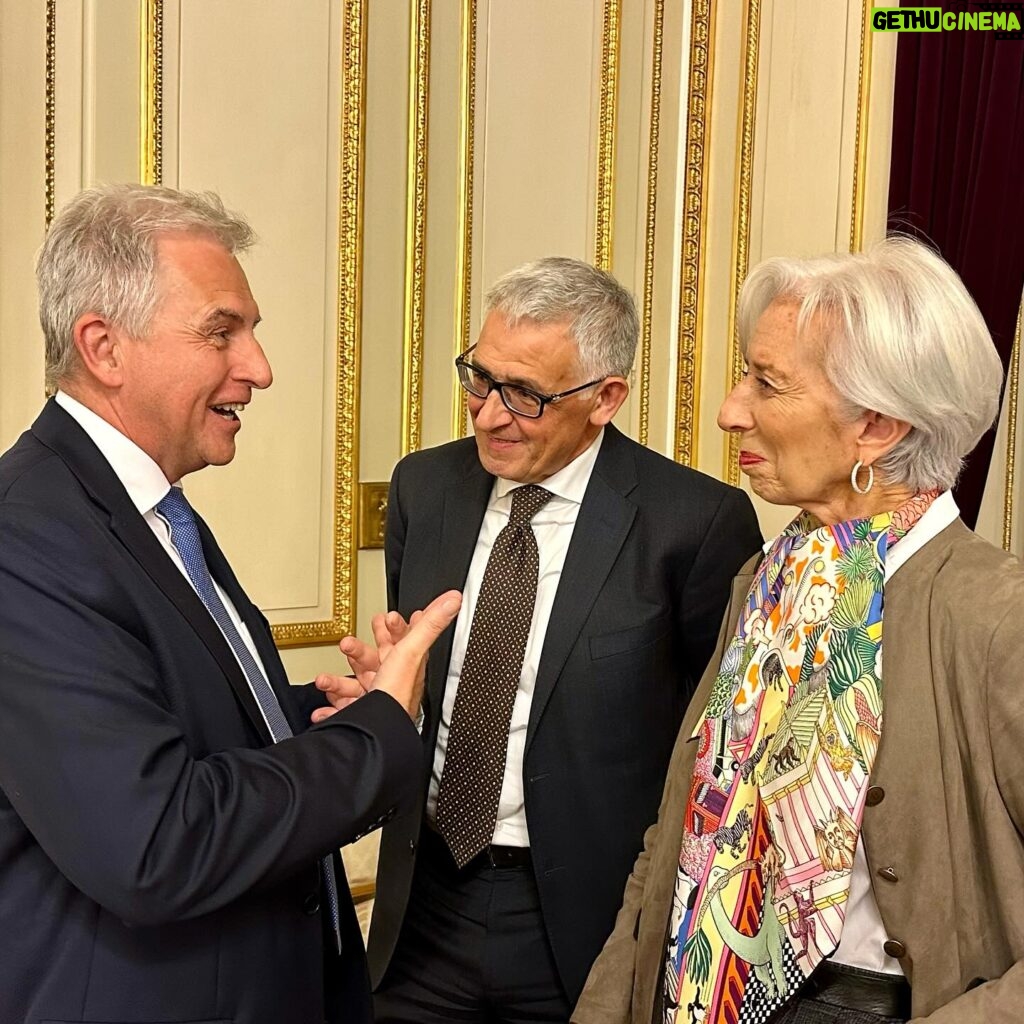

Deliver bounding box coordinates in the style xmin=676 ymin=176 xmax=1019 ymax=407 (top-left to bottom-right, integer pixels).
xmin=195 ymin=514 xmax=290 ymax=738
xmin=423 ymin=453 xmax=492 ymax=728
xmin=32 ymin=401 xmax=272 ymax=742
xmin=525 ymin=426 xmax=638 ymax=753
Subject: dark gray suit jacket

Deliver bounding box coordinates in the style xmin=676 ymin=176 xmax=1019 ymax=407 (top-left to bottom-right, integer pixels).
xmin=367 ymin=425 xmax=762 ymax=1002
xmin=0 ymin=400 xmax=420 ymax=1024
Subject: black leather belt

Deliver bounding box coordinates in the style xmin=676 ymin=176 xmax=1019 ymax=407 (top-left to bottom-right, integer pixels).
xmin=421 ymin=823 xmax=531 ymax=871
xmin=804 ymin=960 xmax=912 ymax=1019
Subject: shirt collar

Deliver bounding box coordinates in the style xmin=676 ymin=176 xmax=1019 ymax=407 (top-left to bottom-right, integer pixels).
xmin=55 ymin=391 xmax=175 ymax=515
xmin=493 ymin=428 xmax=604 ymax=507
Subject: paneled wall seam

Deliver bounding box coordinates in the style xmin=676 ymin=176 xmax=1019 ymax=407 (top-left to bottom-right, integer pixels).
xmin=272 ymin=0 xmax=366 ymax=647
xmin=724 ymin=0 xmax=761 ymax=485
xmin=673 ymin=0 xmax=717 ymax=467
xmin=140 ymin=0 xmax=163 ymax=186
xmin=1003 ymin=299 xmax=1022 ymax=551
xmin=849 ymin=0 xmax=872 ymax=252
xmin=594 ymin=0 xmax=621 ymax=272
xmin=45 ymin=0 xmax=56 ymax=228
xmin=452 ymin=0 xmax=476 ymax=440
xmin=638 ymin=0 xmax=665 ymax=448
xmin=401 ymin=0 xmax=431 ymax=457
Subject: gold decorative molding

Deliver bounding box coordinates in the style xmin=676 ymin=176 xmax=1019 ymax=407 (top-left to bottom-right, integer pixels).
xmin=673 ymin=0 xmax=717 ymax=466
xmin=638 ymin=0 xmax=664 ymax=448
xmin=45 ymin=0 xmax=56 ymax=228
xmin=724 ymin=0 xmax=761 ymax=485
xmin=357 ymin=482 xmax=390 ymax=550
xmin=452 ymin=0 xmax=477 ymax=440
xmin=401 ymin=0 xmax=431 ymax=456
xmin=140 ymin=0 xmax=164 ymax=186
xmin=272 ymin=0 xmax=366 ymax=647
xmin=849 ymin=0 xmax=873 ymax=252
xmin=1003 ymin=299 xmax=1022 ymax=552
xmin=594 ymin=0 xmax=621 ymax=271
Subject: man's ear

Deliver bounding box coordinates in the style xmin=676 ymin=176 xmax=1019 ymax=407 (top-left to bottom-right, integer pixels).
xmin=72 ymin=313 xmax=126 ymax=387
xmin=855 ymin=410 xmax=912 ymax=467
xmin=589 ymin=377 xmax=629 ymax=427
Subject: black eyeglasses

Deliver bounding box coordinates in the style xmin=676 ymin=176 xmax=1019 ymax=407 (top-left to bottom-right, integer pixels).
xmin=454 ymin=347 xmax=606 ymax=419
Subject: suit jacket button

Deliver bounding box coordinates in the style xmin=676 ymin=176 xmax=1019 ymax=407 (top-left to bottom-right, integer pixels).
xmin=883 ymin=939 xmax=906 ymax=959
xmin=302 ymin=893 xmax=321 ymax=915
xmin=877 ymin=866 xmax=899 ymax=882
xmin=409 ymin=839 xmax=417 ymax=854
xmin=865 ymin=786 xmax=885 ymax=806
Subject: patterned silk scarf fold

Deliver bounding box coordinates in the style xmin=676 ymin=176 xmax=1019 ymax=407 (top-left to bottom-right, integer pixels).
xmin=664 ymin=490 xmax=939 ymax=1024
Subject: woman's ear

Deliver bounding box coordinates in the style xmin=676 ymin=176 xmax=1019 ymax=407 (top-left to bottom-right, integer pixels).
xmin=855 ymin=410 xmax=912 ymax=466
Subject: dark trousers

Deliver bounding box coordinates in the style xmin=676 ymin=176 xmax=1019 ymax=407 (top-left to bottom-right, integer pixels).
xmin=374 ymin=827 xmax=572 ymax=1024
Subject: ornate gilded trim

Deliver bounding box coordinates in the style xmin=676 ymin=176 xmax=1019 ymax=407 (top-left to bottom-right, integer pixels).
xmin=401 ymin=0 xmax=431 ymax=456
xmin=594 ymin=0 xmax=621 ymax=271
xmin=452 ymin=0 xmax=477 ymax=439
xmin=638 ymin=0 xmax=664 ymax=448
xmin=273 ymin=0 xmax=366 ymax=647
xmin=45 ymin=0 xmax=56 ymax=228
xmin=724 ymin=0 xmax=761 ymax=485
xmin=673 ymin=0 xmax=718 ymax=466
xmin=849 ymin=0 xmax=873 ymax=252
xmin=140 ymin=0 xmax=164 ymax=186
xmin=1003 ymin=299 xmax=1022 ymax=552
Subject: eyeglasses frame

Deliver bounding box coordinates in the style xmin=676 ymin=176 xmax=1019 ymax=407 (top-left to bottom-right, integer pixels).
xmin=454 ymin=345 xmax=607 ymax=419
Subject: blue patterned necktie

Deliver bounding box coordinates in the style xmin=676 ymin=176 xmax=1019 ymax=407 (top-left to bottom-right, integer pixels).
xmin=156 ymin=486 xmax=342 ymax=951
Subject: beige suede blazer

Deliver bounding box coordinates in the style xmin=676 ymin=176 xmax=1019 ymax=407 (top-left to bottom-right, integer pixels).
xmin=573 ymin=520 xmax=1024 ymax=1024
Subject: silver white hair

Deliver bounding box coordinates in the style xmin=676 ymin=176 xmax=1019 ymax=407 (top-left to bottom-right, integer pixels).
xmin=483 ymin=256 xmax=639 ymax=378
xmin=37 ymin=183 xmax=255 ymax=391
xmin=738 ymin=236 xmax=1004 ymax=492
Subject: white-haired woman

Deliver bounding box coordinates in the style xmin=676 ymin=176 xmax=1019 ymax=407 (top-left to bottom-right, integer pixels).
xmin=574 ymin=236 xmax=1023 ymax=1024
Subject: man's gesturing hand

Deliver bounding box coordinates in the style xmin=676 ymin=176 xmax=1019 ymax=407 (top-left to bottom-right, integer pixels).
xmin=312 ymin=591 xmax=461 ymax=722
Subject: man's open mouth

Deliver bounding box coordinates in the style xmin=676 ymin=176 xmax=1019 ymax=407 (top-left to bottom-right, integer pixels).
xmin=210 ymin=403 xmax=244 ymax=420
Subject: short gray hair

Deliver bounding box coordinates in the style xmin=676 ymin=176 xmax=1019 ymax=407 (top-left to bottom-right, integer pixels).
xmin=484 ymin=256 xmax=639 ymax=378
xmin=738 ymin=236 xmax=1003 ymax=492
xmin=38 ymin=183 xmax=255 ymax=391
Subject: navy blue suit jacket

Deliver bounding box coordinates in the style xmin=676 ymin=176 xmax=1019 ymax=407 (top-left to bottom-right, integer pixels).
xmin=0 ymin=400 xmax=420 ymax=1024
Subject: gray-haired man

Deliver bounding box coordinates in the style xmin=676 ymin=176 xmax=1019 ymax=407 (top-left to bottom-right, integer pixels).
xmin=365 ymin=257 xmax=763 ymax=1022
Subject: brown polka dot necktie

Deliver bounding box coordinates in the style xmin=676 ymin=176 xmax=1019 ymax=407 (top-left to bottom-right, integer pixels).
xmin=436 ymin=484 xmax=554 ymax=867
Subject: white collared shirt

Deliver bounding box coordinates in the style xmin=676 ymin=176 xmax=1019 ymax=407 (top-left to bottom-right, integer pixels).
xmin=425 ymin=429 xmax=605 ymax=846
xmin=54 ymin=391 xmax=276 ymax=734
xmin=831 ymin=489 xmax=959 ymax=974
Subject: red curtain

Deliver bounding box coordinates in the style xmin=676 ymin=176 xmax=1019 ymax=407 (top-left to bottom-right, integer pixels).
xmin=886 ymin=2 xmax=1024 ymax=528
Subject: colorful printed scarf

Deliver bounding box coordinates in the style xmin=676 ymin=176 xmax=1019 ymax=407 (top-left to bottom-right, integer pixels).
xmin=664 ymin=491 xmax=939 ymax=1024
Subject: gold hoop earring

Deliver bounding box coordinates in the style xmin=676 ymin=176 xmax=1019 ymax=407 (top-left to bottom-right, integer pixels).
xmin=851 ymin=460 xmax=874 ymax=495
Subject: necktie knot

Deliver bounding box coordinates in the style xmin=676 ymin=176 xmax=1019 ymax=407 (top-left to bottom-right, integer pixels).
xmin=509 ymin=485 xmax=552 ymax=527
xmin=156 ymin=486 xmax=197 ymax=535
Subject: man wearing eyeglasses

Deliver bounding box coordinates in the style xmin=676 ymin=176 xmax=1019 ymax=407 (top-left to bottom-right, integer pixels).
xmin=365 ymin=257 xmax=762 ymax=1023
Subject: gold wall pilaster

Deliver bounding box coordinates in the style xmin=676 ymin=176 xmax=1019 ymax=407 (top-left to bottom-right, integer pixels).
xmin=594 ymin=0 xmax=621 ymax=271
xmin=139 ymin=0 xmax=162 ymax=186
xmin=45 ymin=0 xmax=56 ymax=228
xmin=401 ymin=0 xmax=431 ymax=457
xmin=673 ymin=0 xmax=716 ymax=466
xmin=451 ymin=0 xmax=476 ymax=439
xmin=849 ymin=0 xmax=873 ymax=252
xmin=723 ymin=0 xmax=760 ymax=485
xmin=1004 ymin=302 xmax=1022 ymax=551
xmin=637 ymin=0 xmax=665 ymax=448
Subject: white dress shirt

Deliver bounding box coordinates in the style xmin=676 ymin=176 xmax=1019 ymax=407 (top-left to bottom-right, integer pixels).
xmin=54 ymin=391 xmax=277 ymax=735
xmin=425 ymin=429 xmax=605 ymax=847
xmin=831 ymin=489 xmax=960 ymax=974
